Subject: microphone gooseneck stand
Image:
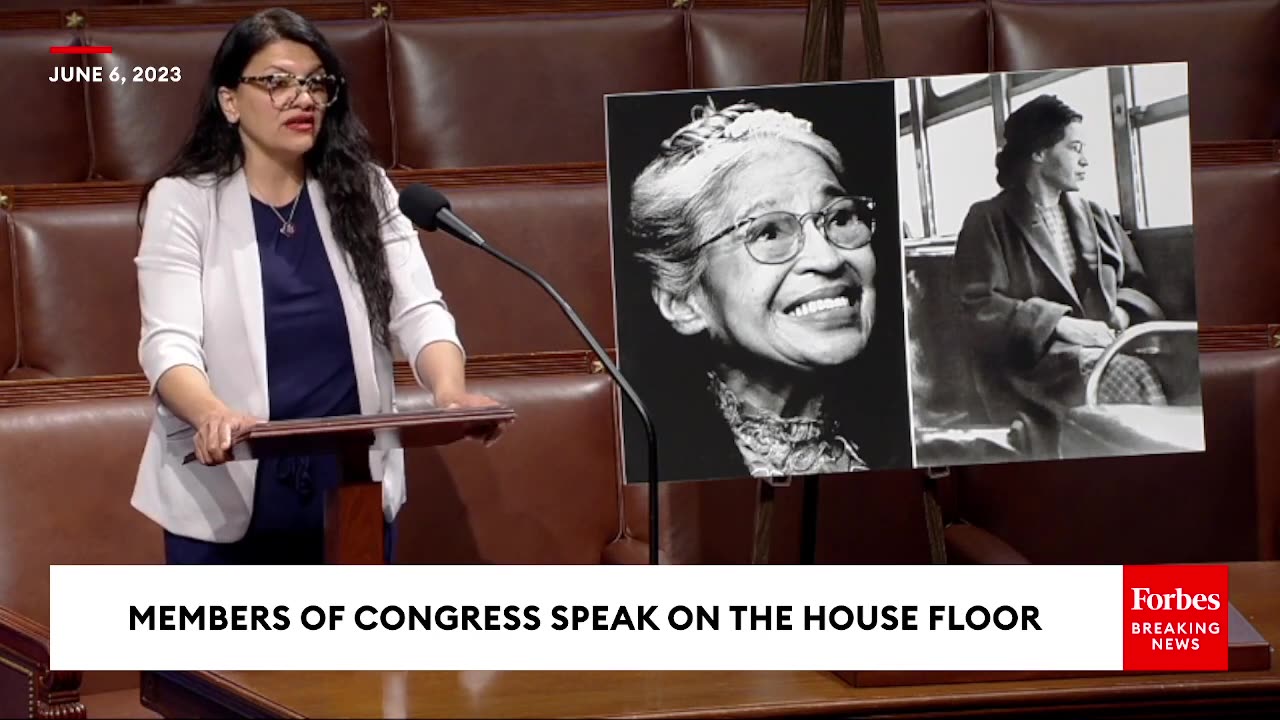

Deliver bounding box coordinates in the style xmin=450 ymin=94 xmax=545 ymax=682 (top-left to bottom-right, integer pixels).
xmin=467 ymin=239 xmax=662 ymax=566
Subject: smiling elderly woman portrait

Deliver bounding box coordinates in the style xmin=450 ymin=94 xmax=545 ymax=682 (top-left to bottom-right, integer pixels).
xmin=621 ymin=99 xmax=906 ymax=482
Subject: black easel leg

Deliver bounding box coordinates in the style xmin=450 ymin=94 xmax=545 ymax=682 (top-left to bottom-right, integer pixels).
xmin=751 ymin=480 xmax=775 ymax=564
xmin=922 ymin=470 xmax=948 ymax=564
xmin=801 ymin=475 xmax=820 ymax=564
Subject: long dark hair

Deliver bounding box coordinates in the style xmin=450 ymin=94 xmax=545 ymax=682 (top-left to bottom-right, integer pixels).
xmin=139 ymin=7 xmax=393 ymax=347
xmin=994 ymin=94 xmax=1083 ymax=190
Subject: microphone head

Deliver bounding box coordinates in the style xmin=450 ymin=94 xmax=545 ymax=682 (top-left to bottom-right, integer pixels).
xmin=398 ymin=183 xmax=451 ymax=232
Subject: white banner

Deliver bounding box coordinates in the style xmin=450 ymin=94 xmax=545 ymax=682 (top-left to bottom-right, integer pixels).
xmin=50 ymin=564 xmax=1123 ymax=671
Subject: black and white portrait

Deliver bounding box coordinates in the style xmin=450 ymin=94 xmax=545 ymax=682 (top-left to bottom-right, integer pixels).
xmin=900 ymin=64 xmax=1205 ymax=467
xmin=606 ymin=82 xmax=912 ymax=484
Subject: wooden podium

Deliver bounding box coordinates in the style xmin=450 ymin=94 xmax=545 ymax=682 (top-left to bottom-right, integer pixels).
xmin=188 ymin=406 xmax=515 ymax=564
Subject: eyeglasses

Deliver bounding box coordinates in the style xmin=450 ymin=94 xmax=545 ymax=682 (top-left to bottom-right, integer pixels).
xmin=693 ymin=195 xmax=877 ymax=265
xmin=239 ymin=72 xmax=343 ymax=109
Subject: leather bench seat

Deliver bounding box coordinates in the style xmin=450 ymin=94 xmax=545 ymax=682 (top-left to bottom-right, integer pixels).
xmin=992 ymin=0 xmax=1280 ymax=142
xmin=0 ymin=370 xmax=635 ymax=715
xmin=951 ymin=350 xmax=1280 ymax=564
xmin=388 ymin=11 xmax=688 ymax=169
xmin=415 ymin=179 xmax=613 ymax=356
xmin=0 ymin=28 xmax=91 ymax=184
xmin=4 ymin=158 xmax=1274 ymax=378
xmin=396 ymin=374 xmax=634 ymax=564
xmin=689 ymin=0 xmax=989 ymax=88
xmin=0 ymin=396 xmax=157 ymax=717
xmin=81 ymin=19 xmax=396 ymax=181
xmin=6 ymin=202 xmax=142 ymax=379
xmin=0 ymin=213 xmax=15 ymax=380
xmin=4 ymin=0 xmax=1276 ymax=185
xmin=1190 ymin=160 xmax=1280 ymax=325
xmin=623 ymin=346 xmax=1280 ymax=566
xmin=0 ymin=176 xmax=613 ymax=379
xmin=1 ymin=7 xmax=690 ymax=183
xmin=622 ymin=469 xmax=938 ymax=565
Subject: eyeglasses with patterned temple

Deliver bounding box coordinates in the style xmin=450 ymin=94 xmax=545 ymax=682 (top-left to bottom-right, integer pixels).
xmin=239 ymin=72 xmax=343 ymax=109
xmin=694 ymin=195 xmax=877 ymax=265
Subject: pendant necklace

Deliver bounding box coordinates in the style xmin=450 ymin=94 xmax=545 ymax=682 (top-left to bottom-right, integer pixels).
xmin=267 ymin=186 xmax=303 ymax=236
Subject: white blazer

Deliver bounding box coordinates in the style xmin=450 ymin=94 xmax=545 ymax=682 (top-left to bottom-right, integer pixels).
xmin=131 ymin=164 xmax=462 ymax=543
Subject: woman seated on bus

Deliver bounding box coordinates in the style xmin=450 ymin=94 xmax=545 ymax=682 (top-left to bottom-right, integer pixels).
xmin=951 ymin=94 xmax=1167 ymax=456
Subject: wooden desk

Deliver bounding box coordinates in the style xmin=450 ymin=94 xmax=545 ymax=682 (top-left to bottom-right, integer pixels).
xmin=140 ymin=563 xmax=1280 ymax=719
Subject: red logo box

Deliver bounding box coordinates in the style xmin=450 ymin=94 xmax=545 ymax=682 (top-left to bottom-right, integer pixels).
xmin=1123 ymin=565 xmax=1228 ymax=671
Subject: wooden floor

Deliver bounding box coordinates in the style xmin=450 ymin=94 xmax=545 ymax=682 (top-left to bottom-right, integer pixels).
xmin=141 ymin=562 xmax=1280 ymax=719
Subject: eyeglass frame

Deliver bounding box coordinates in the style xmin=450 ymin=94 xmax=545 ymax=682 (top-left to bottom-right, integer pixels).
xmin=689 ymin=194 xmax=878 ymax=265
xmin=238 ymin=72 xmax=344 ymax=109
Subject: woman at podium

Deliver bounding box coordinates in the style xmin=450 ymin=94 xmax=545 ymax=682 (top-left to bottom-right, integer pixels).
xmin=130 ymin=8 xmax=495 ymax=564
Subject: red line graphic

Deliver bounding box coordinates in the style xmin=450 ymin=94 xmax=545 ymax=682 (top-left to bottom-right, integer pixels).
xmin=50 ymin=46 xmax=113 ymax=55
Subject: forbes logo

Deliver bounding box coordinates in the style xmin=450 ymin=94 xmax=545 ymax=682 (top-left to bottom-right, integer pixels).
xmin=1130 ymin=587 xmax=1222 ymax=612
xmin=1122 ymin=565 xmax=1229 ymax=672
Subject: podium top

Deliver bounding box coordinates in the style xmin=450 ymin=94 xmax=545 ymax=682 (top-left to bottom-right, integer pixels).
xmin=182 ymin=405 xmax=516 ymax=464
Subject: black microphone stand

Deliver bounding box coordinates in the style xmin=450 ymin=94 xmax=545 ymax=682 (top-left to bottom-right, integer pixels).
xmin=463 ymin=238 xmax=662 ymax=565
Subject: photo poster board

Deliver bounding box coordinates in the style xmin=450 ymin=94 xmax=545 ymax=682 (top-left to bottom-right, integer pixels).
xmin=604 ymin=63 xmax=1204 ymax=485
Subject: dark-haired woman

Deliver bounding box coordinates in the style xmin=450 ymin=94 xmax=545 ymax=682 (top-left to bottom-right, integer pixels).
xmin=131 ymin=8 xmax=496 ymax=564
xmin=951 ymin=94 xmax=1165 ymax=457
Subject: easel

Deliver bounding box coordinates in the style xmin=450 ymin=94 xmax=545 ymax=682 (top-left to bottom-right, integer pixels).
xmin=752 ymin=0 xmax=948 ymax=567
xmin=782 ymin=2 xmax=1271 ymax=683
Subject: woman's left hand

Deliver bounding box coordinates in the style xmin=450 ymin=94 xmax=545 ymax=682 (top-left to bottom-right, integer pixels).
xmin=436 ymin=390 xmax=507 ymax=445
xmin=436 ymin=390 xmax=500 ymax=410
xmin=1111 ymin=305 xmax=1131 ymax=331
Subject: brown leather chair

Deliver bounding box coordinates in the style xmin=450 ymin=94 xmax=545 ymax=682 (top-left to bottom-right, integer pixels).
xmin=409 ymin=178 xmax=614 ymax=356
xmin=689 ymin=0 xmax=988 ymax=88
xmin=0 ymin=29 xmax=93 ymax=184
xmin=5 ymin=0 xmax=1277 ymax=184
xmin=0 ymin=172 xmax=616 ymax=378
xmin=950 ymin=350 xmax=1280 ymax=564
xmin=0 ymin=212 xmax=16 ymax=380
xmin=622 ymin=470 xmax=942 ymax=565
xmin=398 ymin=376 xmax=641 ymax=564
xmin=81 ymin=19 xmax=395 ymax=182
xmin=0 ymin=396 xmax=160 ymax=719
xmin=7 ymin=202 xmax=142 ymax=379
xmin=387 ymin=11 xmax=688 ymax=169
xmin=992 ymin=0 xmax=1280 ymax=142
xmin=1190 ymin=159 xmax=1280 ymax=326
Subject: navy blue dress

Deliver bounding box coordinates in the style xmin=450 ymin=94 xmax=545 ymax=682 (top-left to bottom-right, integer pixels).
xmin=164 ymin=185 xmax=396 ymax=564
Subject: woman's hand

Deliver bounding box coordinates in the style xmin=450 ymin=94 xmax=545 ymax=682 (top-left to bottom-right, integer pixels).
xmin=1055 ymin=317 xmax=1116 ymax=348
xmin=435 ymin=390 xmax=500 ymax=410
xmin=415 ymin=342 xmax=504 ymax=443
xmin=435 ymin=390 xmax=507 ymax=445
xmin=193 ymin=407 xmax=261 ymax=466
xmin=1111 ymin=305 xmax=1131 ymax=331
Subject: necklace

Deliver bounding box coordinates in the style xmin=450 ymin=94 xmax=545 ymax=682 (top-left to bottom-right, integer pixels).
xmin=268 ymin=188 xmax=303 ymax=236
xmin=707 ymin=372 xmax=868 ymax=477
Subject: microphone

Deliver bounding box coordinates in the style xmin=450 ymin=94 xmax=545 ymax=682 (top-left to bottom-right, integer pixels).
xmin=397 ymin=184 xmax=486 ymax=248
xmin=398 ymin=183 xmax=663 ymax=566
